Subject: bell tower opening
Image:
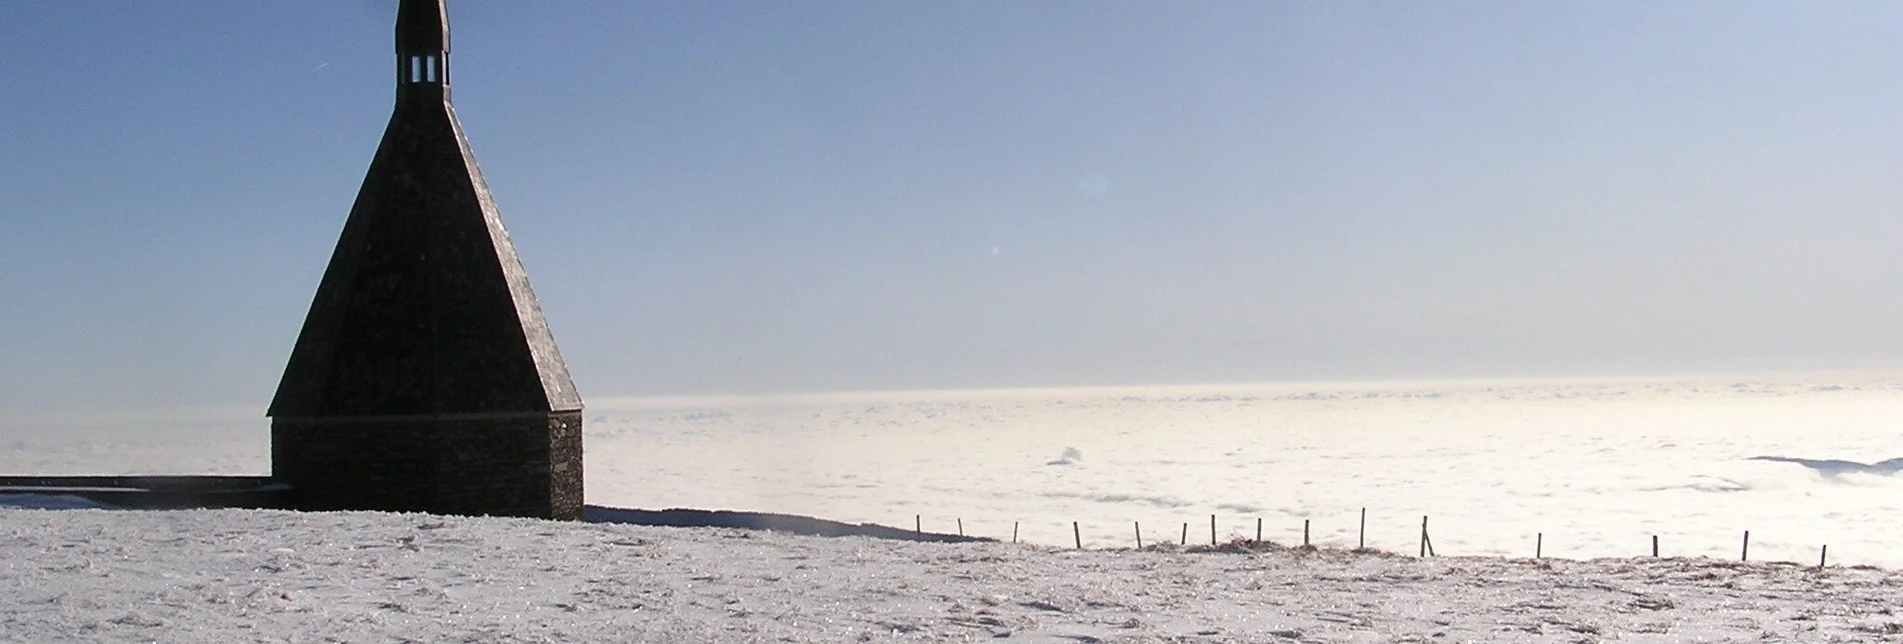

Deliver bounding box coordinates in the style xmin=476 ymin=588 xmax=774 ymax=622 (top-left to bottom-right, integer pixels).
xmin=394 ymin=0 xmax=450 ymax=94
xmin=403 ymin=55 xmax=443 ymax=84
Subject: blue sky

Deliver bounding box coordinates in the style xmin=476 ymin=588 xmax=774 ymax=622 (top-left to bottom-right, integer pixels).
xmin=3 ymin=1 xmax=1902 ymax=418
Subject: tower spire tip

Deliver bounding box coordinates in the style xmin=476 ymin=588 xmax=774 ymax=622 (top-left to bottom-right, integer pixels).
xmin=395 ymin=0 xmax=448 ymax=55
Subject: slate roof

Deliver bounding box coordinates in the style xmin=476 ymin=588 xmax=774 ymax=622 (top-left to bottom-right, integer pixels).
xmin=270 ymin=0 xmax=580 ymax=417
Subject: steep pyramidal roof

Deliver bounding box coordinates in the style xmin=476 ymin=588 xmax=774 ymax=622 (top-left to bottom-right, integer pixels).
xmin=270 ymin=0 xmax=580 ymax=417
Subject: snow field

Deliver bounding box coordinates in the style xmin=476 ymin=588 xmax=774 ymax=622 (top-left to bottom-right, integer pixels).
xmin=4 ymin=508 xmax=1903 ymax=643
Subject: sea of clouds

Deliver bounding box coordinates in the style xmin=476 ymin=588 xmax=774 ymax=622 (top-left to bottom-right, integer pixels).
xmin=7 ymin=372 xmax=1903 ymax=566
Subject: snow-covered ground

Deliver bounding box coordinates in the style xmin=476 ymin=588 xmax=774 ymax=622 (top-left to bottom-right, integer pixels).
xmin=4 ymin=507 xmax=1901 ymax=643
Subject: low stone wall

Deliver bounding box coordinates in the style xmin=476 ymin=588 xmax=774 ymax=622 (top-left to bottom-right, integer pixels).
xmin=0 ymin=476 xmax=291 ymax=510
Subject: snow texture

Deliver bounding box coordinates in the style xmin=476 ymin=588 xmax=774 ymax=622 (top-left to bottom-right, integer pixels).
xmin=4 ymin=508 xmax=1902 ymax=643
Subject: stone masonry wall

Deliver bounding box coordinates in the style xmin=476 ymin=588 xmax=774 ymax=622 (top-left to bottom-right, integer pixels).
xmin=273 ymin=411 xmax=582 ymax=520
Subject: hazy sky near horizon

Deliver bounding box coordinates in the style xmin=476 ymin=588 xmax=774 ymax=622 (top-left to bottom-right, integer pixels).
xmin=3 ymin=1 xmax=1902 ymax=417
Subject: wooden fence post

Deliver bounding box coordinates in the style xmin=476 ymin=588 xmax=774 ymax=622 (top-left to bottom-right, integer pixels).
xmin=1418 ymin=516 xmax=1435 ymax=557
xmin=1358 ymin=508 xmax=1366 ymax=550
xmin=1074 ymin=522 xmax=1082 ymax=550
xmin=1134 ymin=521 xmax=1142 ymax=549
xmin=1303 ymin=519 xmax=1310 ymax=547
xmin=1418 ymin=516 xmax=1426 ymax=557
xmin=1741 ymin=530 xmax=1750 ymax=562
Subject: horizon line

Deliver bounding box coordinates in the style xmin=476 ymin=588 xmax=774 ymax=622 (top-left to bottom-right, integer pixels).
xmin=5 ymin=367 xmax=1900 ymax=429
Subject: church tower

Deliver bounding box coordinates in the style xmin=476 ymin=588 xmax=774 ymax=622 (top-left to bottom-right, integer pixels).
xmin=269 ymin=0 xmax=583 ymax=520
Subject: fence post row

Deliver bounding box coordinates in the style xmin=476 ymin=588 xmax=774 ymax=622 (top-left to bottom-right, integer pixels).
xmin=929 ymin=513 xmax=1838 ymax=568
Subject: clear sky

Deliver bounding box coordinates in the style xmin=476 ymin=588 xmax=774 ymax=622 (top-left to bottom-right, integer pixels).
xmin=3 ymin=1 xmax=1901 ymax=419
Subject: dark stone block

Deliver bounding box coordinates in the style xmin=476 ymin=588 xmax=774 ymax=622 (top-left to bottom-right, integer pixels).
xmin=273 ymin=411 xmax=582 ymax=520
